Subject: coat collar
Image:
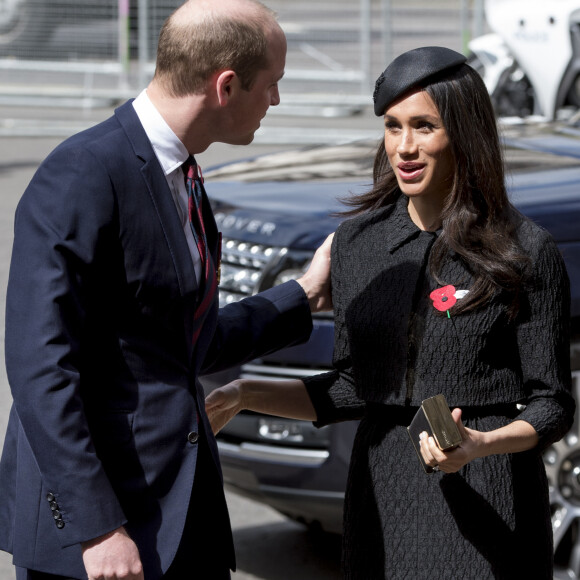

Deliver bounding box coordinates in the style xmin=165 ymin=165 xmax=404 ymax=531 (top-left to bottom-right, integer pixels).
xmin=383 ymin=194 xmax=437 ymax=254
xmin=131 ymin=89 xmax=189 ymax=174
xmin=114 ymin=100 xmax=199 ymax=298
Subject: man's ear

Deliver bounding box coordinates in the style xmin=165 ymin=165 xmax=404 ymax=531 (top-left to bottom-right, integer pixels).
xmin=215 ymin=70 xmax=237 ymax=107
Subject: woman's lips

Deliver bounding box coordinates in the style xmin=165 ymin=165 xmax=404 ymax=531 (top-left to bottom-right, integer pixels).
xmin=397 ymin=162 xmax=425 ymax=180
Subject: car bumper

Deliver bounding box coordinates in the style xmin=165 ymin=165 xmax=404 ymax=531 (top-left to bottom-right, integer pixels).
xmin=218 ymin=440 xmax=345 ymax=534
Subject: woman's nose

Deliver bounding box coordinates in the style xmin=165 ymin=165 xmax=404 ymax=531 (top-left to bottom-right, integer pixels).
xmin=402 ymin=125 xmax=426 ymax=152
xmin=397 ymin=129 xmax=417 ymax=154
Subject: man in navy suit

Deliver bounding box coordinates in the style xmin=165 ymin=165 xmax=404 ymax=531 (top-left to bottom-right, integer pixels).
xmin=0 ymin=1 xmax=333 ymax=578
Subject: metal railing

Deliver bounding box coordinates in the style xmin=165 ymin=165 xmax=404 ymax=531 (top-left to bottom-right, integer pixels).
xmin=0 ymin=0 xmax=484 ymax=110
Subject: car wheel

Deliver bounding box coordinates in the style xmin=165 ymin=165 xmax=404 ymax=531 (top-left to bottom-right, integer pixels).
xmin=547 ymin=336 xmax=580 ymax=579
xmin=467 ymin=52 xmax=535 ymax=118
xmin=565 ymin=74 xmax=580 ymax=109
xmin=492 ymin=64 xmax=535 ymax=118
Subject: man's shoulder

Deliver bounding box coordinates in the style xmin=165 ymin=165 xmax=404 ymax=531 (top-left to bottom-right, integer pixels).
xmin=45 ymin=101 xmax=143 ymax=166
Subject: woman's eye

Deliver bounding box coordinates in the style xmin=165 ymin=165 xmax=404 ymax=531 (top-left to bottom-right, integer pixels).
xmin=417 ymin=121 xmax=434 ymax=131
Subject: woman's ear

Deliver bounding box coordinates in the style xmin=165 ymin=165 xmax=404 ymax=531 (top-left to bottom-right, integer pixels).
xmin=215 ymin=70 xmax=237 ymax=107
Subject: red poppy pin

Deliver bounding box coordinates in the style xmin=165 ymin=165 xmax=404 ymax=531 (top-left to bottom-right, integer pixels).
xmin=430 ymin=285 xmax=469 ymax=316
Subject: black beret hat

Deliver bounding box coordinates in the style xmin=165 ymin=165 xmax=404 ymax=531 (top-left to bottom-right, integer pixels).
xmin=373 ymin=46 xmax=467 ymax=116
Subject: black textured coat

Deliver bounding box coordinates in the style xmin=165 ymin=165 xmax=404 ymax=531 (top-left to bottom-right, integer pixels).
xmin=305 ymin=194 xmax=574 ymax=579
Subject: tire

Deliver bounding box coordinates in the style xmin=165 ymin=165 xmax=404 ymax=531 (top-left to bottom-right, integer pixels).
xmin=491 ymin=64 xmax=535 ymax=118
xmin=565 ymin=74 xmax=580 ymax=109
xmin=467 ymin=52 xmax=535 ymax=118
xmin=546 ymin=334 xmax=580 ymax=579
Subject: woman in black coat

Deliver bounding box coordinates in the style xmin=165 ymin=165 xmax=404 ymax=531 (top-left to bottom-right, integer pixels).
xmin=206 ymin=46 xmax=575 ymax=579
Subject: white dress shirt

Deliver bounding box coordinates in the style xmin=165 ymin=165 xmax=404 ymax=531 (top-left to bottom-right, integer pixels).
xmin=132 ymin=89 xmax=201 ymax=283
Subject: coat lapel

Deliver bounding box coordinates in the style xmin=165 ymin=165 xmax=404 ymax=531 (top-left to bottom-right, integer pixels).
xmin=115 ymin=101 xmax=223 ymax=365
xmin=115 ymin=101 xmax=198 ymax=300
xmin=115 ymin=102 xmax=202 ymax=362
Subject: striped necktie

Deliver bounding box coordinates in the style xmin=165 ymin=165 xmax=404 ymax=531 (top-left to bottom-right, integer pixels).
xmin=183 ymin=156 xmax=218 ymax=344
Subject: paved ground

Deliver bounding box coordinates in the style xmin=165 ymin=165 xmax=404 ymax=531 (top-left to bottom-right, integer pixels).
xmin=0 ymin=100 xmax=370 ymax=578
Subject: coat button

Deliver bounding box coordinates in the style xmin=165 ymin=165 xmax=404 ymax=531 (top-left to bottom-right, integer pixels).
xmin=55 ymin=519 xmax=65 ymax=529
xmin=46 ymin=493 xmax=55 ymax=502
xmin=53 ymin=510 xmax=62 ymax=519
xmin=50 ymin=501 xmax=59 ymax=511
xmin=187 ymin=431 xmax=199 ymax=444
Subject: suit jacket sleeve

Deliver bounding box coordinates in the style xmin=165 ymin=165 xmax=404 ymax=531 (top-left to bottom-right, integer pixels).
xmin=5 ymin=146 xmax=127 ymax=548
xmin=200 ymin=280 xmax=313 ymax=375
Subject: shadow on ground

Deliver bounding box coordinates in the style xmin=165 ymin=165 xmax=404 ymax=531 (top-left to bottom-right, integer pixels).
xmin=233 ymin=522 xmax=341 ymax=579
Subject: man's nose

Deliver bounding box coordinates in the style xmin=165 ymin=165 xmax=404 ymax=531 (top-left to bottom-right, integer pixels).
xmin=270 ymin=85 xmax=280 ymax=107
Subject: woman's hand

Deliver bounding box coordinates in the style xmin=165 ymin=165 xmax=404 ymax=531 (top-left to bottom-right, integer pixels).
xmin=419 ymin=408 xmax=540 ymax=473
xmin=205 ymin=380 xmax=245 ymax=435
xmin=205 ymin=378 xmax=316 ymax=436
xmin=419 ymin=408 xmax=483 ymax=473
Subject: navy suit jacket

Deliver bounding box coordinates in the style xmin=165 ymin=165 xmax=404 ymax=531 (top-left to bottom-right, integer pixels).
xmin=0 ymin=101 xmax=313 ymax=578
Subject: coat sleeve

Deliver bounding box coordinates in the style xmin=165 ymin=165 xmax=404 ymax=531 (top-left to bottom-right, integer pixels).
xmin=5 ymin=146 xmax=127 ymax=548
xmin=303 ymin=231 xmax=366 ymax=427
xmin=514 ymin=228 xmax=575 ymax=451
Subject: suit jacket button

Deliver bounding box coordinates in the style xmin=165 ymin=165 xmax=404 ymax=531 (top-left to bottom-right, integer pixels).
xmin=53 ymin=510 xmax=62 ymax=519
xmin=50 ymin=501 xmax=59 ymax=511
xmin=46 ymin=493 xmax=55 ymax=502
xmin=55 ymin=520 xmax=65 ymax=529
xmin=187 ymin=431 xmax=199 ymax=444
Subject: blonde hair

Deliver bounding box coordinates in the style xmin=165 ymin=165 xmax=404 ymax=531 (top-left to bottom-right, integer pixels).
xmin=154 ymin=0 xmax=277 ymax=96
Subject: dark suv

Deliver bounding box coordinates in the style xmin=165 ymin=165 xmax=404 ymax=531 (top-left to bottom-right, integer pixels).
xmin=201 ymin=123 xmax=580 ymax=578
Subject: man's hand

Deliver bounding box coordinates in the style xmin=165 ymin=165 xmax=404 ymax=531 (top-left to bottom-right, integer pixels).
xmin=296 ymin=233 xmax=334 ymax=312
xmin=81 ymin=526 xmax=144 ymax=580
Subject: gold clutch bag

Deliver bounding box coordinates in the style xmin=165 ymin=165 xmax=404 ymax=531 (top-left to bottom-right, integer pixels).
xmin=407 ymin=394 xmax=462 ymax=473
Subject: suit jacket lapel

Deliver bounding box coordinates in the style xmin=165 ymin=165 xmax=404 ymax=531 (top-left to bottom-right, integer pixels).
xmin=115 ymin=102 xmax=202 ymax=362
xmin=115 ymin=101 xmax=198 ymax=300
xmin=115 ymin=101 xmax=224 ymax=364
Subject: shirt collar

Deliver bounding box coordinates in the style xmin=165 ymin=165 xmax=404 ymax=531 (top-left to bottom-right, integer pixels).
xmin=132 ymin=89 xmax=189 ymax=176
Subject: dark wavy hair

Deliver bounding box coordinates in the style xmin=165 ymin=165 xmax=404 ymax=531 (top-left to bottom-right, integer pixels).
xmin=342 ymin=64 xmax=529 ymax=317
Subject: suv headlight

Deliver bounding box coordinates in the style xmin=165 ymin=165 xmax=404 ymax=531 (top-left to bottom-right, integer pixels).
xmin=218 ymin=236 xmax=333 ymax=318
xmin=272 ymin=267 xmax=308 ymax=287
